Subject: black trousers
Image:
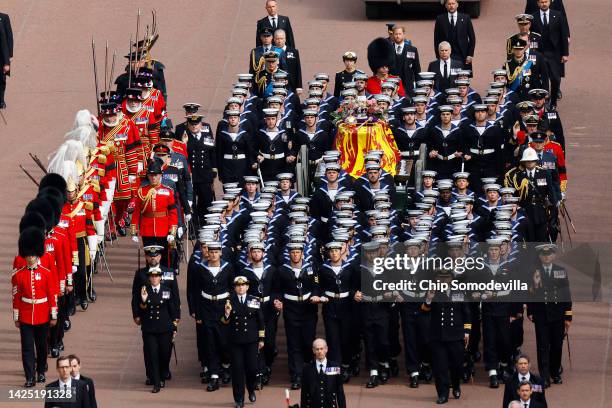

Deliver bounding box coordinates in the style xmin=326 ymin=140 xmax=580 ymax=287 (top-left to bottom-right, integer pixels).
xmin=203 ymin=321 xmax=227 ymax=377
xmin=400 ymin=310 xmax=431 ymax=375
xmin=431 ymin=340 xmax=464 ymax=398
xmin=192 ymin=182 xmax=214 ymax=228
xmin=142 ymin=236 xmax=171 ymax=268
xmin=388 ymin=305 xmax=402 ymax=358
xmin=543 ymin=51 xmax=562 ymax=107
xmin=20 ymin=322 xmax=49 ymax=380
xmin=482 ymin=314 xmax=512 ymax=372
xmin=510 ymin=314 xmax=525 ymax=353
xmin=74 ymin=238 xmax=87 ymax=302
xmin=0 ymin=72 xmax=5 ymax=104
xmin=230 ymin=342 xmax=258 ymax=403
xmin=142 ymin=331 xmax=172 ymax=387
xmin=284 ymin=316 xmax=316 ymax=378
xmin=363 ymin=316 xmax=390 ymax=371
xmin=196 ymin=322 xmax=207 ymax=368
xmin=467 ymin=303 xmax=481 ymax=356
xmin=48 ymin=296 xmax=66 ymax=348
xmin=323 ymin=312 xmax=352 ymax=366
xmin=534 ymin=319 xmax=565 ymax=380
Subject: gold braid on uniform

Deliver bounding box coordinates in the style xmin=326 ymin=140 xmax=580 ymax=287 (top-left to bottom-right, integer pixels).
xmin=508 ymin=169 xmax=529 ymax=200
xmin=139 ymin=187 xmax=157 ymax=212
xmin=506 ymin=58 xmax=528 ymax=84
xmin=252 ymin=50 xmax=267 ymax=95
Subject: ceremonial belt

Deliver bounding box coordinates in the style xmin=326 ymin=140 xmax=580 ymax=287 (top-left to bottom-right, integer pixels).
xmin=21 ymin=297 xmax=48 ymax=305
xmin=320 ymin=217 xmax=329 ymax=223
xmin=435 ymin=153 xmax=457 ymax=161
xmin=496 ymin=290 xmax=511 ymax=298
xmin=324 ymin=291 xmax=350 ymax=299
xmin=361 ymin=294 xmax=385 ymax=302
xmin=469 ymin=148 xmax=495 ymax=155
xmin=201 ymin=291 xmax=229 ymax=301
xmin=223 ymin=154 xmax=246 ymax=160
xmin=142 ymin=211 xmax=168 ymax=218
xmin=261 ymin=152 xmax=285 ymax=160
xmin=284 ymin=292 xmax=311 ymax=302
xmin=402 ymin=290 xmax=426 ymax=298
xmin=75 ymin=232 xmax=87 ymax=238
xmin=259 ymin=296 xmax=271 ymax=303
xmin=402 ymin=150 xmax=420 ymax=157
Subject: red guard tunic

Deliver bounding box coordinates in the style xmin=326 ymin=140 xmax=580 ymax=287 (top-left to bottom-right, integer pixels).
xmin=366 ymin=74 xmax=406 ymax=97
xmin=142 ymin=88 xmax=167 ymax=150
xmin=131 ymin=183 xmax=178 ymax=237
xmin=57 ymin=215 xmax=77 ymax=273
xmin=122 ymin=102 xmax=156 ymax=161
xmin=98 ymin=114 xmax=146 ymax=201
xmin=13 ymin=254 xmax=60 ymax=299
xmin=62 ymin=200 xmax=97 ymax=266
xmin=12 ymin=264 xmax=58 ymax=325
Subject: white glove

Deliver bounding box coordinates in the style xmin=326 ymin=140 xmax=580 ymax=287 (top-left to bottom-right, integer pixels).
xmin=167 ymin=234 xmax=175 ymax=243
xmin=72 ymin=265 xmax=78 ymax=273
xmin=97 ymin=235 xmax=104 ymax=244
xmin=129 ymin=175 xmax=137 ymax=183
xmin=561 ymin=192 xmax=566 ymax=200
xmin=132 ymin=235 xmax=140 ymax=243
xmin=185 ymin=214 xmax=192 ymax=222
xmin=89 ymin=250 xmax=97 ymax=261
xmin=94 ymin=220 xmax=105 ymax=237
xmin=188 ymin=200 xmax=193 ymax=209
xmin=177 ymin=227 xmax=184 ymax=239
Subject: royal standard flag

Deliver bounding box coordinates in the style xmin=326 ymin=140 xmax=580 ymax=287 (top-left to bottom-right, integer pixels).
xmin=335 ymin=122 xmax=400 ymax=178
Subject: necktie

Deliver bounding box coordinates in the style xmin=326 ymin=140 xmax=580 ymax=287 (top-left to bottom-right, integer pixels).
xmin=444 ymin=61 xmax=448 ymax=79
xmin=521 ymin=376 xmax=527 ymax=381
xmin=319 ymin=363 xmax=324 ymax=374
xmin=154 ymin=288 xmax=158 ymax=294
xmin=524 ymin=404 xmax=528 ymax=408
xmin=64 ymin=383 xmax=68 ymax=393
xmin=543 ymin=12 xmax=548 ymax=26
xmin=396 ymin=45 xmax=401 ymax=55
xmin=450 ymin=14 xmax=455 ymax=28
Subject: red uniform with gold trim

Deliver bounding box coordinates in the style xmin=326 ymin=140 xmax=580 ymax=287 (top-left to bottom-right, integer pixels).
xmin=13 ymin=254 xmax=60 ymax=299
xmin=142 ymin=88 xmax=167 ymax=150
xmin=57 ymin=215 xmax=77 ymax=273
xmin=131 ymin=183 xmax=179 ymax=237
xmin=366 ymin=74 xmax=406 ymax=97
xmin=170 ymin=140 xmax=189 ymax=161
xmin=97 ymin=114 xmax=146 ymax=201
xmin=62 ymin=200 xmax=96 ymax=243
xmin=122 ymin=102 xmax=157 ymax=161
xmin=12 ymin=264 xmax=58 ymax=325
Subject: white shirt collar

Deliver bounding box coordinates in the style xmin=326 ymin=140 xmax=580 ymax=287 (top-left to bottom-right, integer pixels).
xmin=152 ymin=284 xmax=161 ymax=292
xmin=518 ymin=372 xmax=531 ymax=382
xmin=59 ymin=377 xmax=72 ymax=389
xmin=448 ymin=11 xmax=457 ymax=21
xmin=316 ymin=358 xmax=327 ymax=370
xmin=269 ymin=14 xmax=278 ymax=21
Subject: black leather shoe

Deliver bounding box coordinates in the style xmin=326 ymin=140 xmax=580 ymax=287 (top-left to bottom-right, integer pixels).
xmin=410 ymin=375 xmax=419 ymax=388
xmin=366 ymin=375 xmax=379 ymax=388
xmin=351 ymin=363 xmax=360 ymax=377
xmin=390 ymin=359 xmax=399 ymax=377
xmin=0 ymin=101 xmax=6 ymax=109
xmin=462 ymin=370 xmax=470 ymax=383
xmin=145 ymin=378 xmax=152 ymax=386
xmin=262 ymin=366 xmax=271 ymax=385
xmin=290 ymin=376 xmax=301 ymax=390
xmin=234 ymin=403 xmax=244 ymax=408
xmin=164 ymin=372 xmax=171 ymax=380
xmin=63 ymin=319 xmax=71 ymax=331
xmin=151 ymin=385 xmax=160 ymax=393
xmin=552 ymin=375 xmax=562 ymax=384
xmin=206 ymin=378 xmax=219 ymax=392
xmin=50 ymin=348 xmax=60 ymax=358
xmin=422 ymin=366 xmax=433 ymax=382
xmin=117 ymin=226 xmax=127 ymax=237
xmin=249 ymin=391 xmax=256 ymax=402
xmin=341 ymin=367 xmax=351 ymax=383
xmin=255 ymin=375 xmax=263 ymax=390
xmin=24 ymin=379 xmax=35 ymax=388
xmin=436 ymin=396 xmax=449 ymax=404
xmin=37 ymin=373 xmax=46 ymax=383
xmin=88 ymin=289 xmax=97 ymax=302
xmin=452 ymin=387 xmax=461 ymax=399
xmin=160 ymin=380 xmax=165 ymax=388
xmin=222 ymin=369 xmax=231 ymax=384
xmin=543 ymin=379 xmax=551 ymax=388
xmin=489 ymin=375 xmax=499 ymax=388
xmin=58 ymin=341 xmax=64 ymax=351
xmin=80 ymin=301 xmax=88 ymax=311
xmin=69 ymin=303 xmax=76 ymax=316
xmin=379 ymin=367 xmax=389 ymax=383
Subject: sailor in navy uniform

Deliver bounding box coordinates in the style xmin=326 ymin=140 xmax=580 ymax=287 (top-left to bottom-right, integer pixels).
xmin=275 ymin=173 xmax=301 ymax=213
xmin=427 ymin=105 xmax=464 ymax=179
xmin=215 ymin=109 xmax=255 ymax=184
xmin=527 ymin=244 xmax=572 ymax=387
xmin=191 ymin=241 xmax=234 ymax=391
xmin=222 ymin=276 xmax=265 ymax=408
xmin=299 ymin=338 xmax=347 ymax=408
xmin=255 ymin=108 xmax=292 ymax=181
xmin=314 ymin=73 xmax=339 ymax=114
xmin=134 ymin=267 xmax=180 ymax=393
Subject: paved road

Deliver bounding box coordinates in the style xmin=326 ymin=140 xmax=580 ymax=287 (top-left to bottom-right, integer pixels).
xmin=1 ymin=0 xmax=611 ymax=406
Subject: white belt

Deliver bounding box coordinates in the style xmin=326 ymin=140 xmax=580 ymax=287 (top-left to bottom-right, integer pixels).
xmin=320 ymin=217 xmax=328 ymax=223
xmin=402 ymin=291 xmax=425 ymax=298
xmin=496 ymin=290 xmax=511 ymax=298
xmin=469 ymin=148 xmax=495 ymax=155
xmin=402 ymin=150 xmax=420 ymax=157
xmin=201 ymin=291 xmax=229 ymax=301
xmin=260 ymin=296 xmax=271 ymax=302
xmin=284 ymin=292 xmax=311 ymax=302
xmin=21 ymin=297 xmax=48 ymax=304
xmin=435 ymin=153 xmax=457 ymax=161
xmin=361 ymin=294 xmax=384 ymax=302
xmin=262 ymin=152 xmax=285 ymax=160
xmin=324 ymin=291 xmax=350 ymax=299
xmin=223 ymin=154 xmax=246 ymax=159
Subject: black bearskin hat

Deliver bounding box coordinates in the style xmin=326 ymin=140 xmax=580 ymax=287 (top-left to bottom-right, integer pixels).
xmin=18 ymin=227 xmax=45 ymax=258
xmin=367 ymin=37 xmax=395 ymax=73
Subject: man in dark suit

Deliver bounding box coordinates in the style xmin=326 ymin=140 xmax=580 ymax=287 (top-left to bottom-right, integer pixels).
xmin=427 ymin=41 xmax=462 ymax=92
xmin=434 ymin=0 xmax=476 ymax=71
xmin=68 ymin=355 xmax=97 ymax=408
xmin=45 ymin=355 xmax=91 ymax=408
xmin=502 ymin=354 xmax=547 ymax=408
xmin=525 ymin=0 xmax=569 ymax=35
xmin=299 ymin=338 xmax=346 ymax=408
xmin=0 ymin=11 xmax=13 ymax=108
xmin=255 ymin=0 xmax=295 ymax=48
xmin=274 ymin=28 xmax=302 ymax=93
xmin=389 ymin=25 xmax=421 ymax=96
xmin=529 ymin=0 xmax=570 ymax=108
xmin=516 ymin=382 xmax=546 ymax=408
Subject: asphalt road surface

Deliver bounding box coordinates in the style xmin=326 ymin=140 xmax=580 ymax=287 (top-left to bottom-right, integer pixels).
xmin=1 ymin=0 xmax=611 ymax=407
